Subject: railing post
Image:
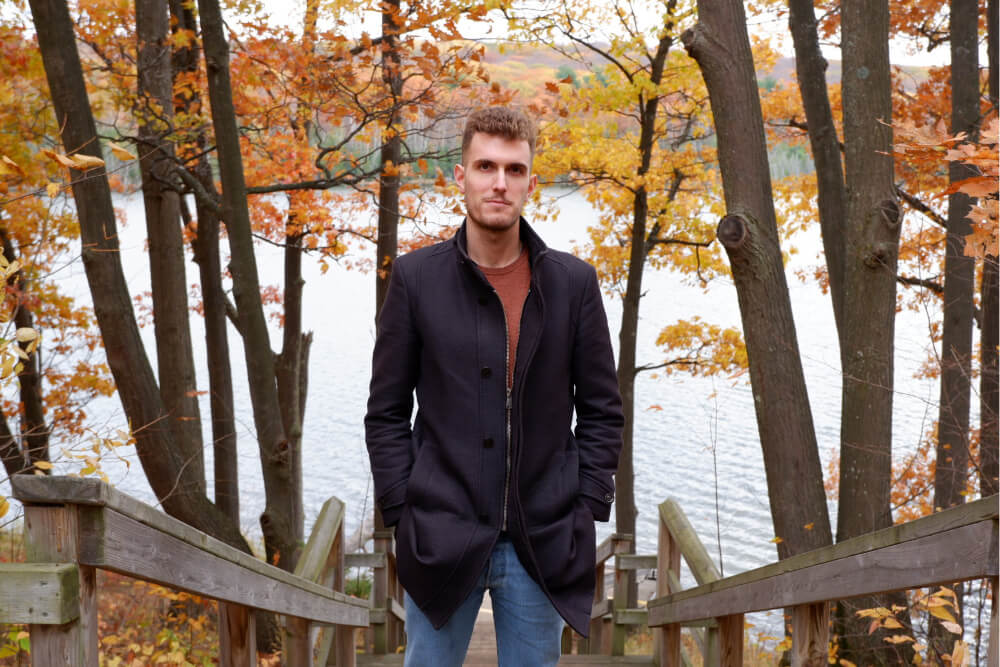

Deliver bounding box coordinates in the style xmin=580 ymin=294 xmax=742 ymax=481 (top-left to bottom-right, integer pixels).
xmin=988 ymin=577 xmax=998 ymax=667
xmin=791 ymin=602 xmax=829 ymax=667
xmin=586 ymin=546 xmax=605 ymax=654
xmin=610 ymin=533 xmax=632 ymax=656
xmin=218 ymin=602 xmax=256 ymax=666
xmin=23 ymin=504 xmax=98 ymax=666
xmin=655 ymin=515 xmax=681 ymax=667
xmin=718 ymin=614 xmax=743 ymax=667
xmin=372 ymin=529 xmax=393 ymax=654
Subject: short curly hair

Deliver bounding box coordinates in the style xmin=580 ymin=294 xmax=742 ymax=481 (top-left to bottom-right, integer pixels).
xmin=461 ymin=107 xmax=537 ymax=162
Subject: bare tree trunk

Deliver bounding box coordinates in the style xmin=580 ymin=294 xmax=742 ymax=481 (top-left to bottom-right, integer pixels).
xmin=0 ymin=414 xmax=24 ymax=477
xmin=980 ymin=0 xmax=999 ymax=499
xmin=196 ymin=0 xmax=299 ymax=573
xmin=834 ymin=0 xmax=908 ymax=662
xmin=168 ymin=0 xmax=240 ymax=522
xmin=787 ymin=0 xmax=847 ymax=339
xmin=136 ymin=0 xmax=205 ymax=491
xmin=682 ymin=0 xmax=833 ymax=567
xmin=0 ymin=230 xmax=49 ymax=469
xmin=26 ymin=0 xmax=247 ymax=552
xmin=372 ymin=0 xmax=403 ymax=535
xmin=927 ymin=0 xmax=980 ymax=657
xmin=276 ymin=223 xmax=309 ymax=548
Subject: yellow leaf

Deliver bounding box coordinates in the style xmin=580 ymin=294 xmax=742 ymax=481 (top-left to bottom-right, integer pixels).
xmin=883 ymin=635 xmax=915 ymax=644
xmin=69 ymin=154 xmax=105 ymax=170
xmin=15 ymin=327 xmax=38 ymax=342
xmin=839 ymin=660 xmax=857 ymax=667
xmin=46 ymin=182 xmax=61 ymax=198
xmin=883 ymin=617 xmax=903 ymax=629
xmin=769 ymin=536 xmax=782 ymax=543
xmin=0 ymin=495 xmax=8 ymax=518
xmin=0 ymin=155 xmax=25 ymax=178
xmin=940 ymin=621 xmax=963 ymax=634
xmin=110 ymin=144 xmax=137 ymax=161
xmin=803 ymin=522 xmax=814 ymax=530
xmin=929 ymin=605 xmax=957 ymax=624
xmin=34 ymin=460 xmax=53 ymax=470
xmin=41 ymin=148 xmax=77 ymax=168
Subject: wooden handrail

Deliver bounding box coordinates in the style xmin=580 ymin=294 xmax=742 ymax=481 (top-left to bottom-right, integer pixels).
xmin=649 ymin=495 xmax=1000 ymax=667
xmin=4 ymin=475 xmax=370 ymax=666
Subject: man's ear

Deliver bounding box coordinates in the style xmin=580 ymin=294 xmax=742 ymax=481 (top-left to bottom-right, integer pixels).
xmin=528 ymin=173 xmax=537 ymax=196
xmin=454 ymin=162 xmax=465 ymax=193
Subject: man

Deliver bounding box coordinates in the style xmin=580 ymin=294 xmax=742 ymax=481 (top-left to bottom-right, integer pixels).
xmin=365 ymin=107 xmax=624 ymax=666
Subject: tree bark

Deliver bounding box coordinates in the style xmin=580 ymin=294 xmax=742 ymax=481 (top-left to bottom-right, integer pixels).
xmin=682 ymin=0 xmax=833 ymax=567
xmin=928 ymin=2 xmax=980 ymax=655
xmin=26 ymin=0 xmax=247 ymax=552
xmin=787 ymin=0 xmax=847 ymax=339
xmin=615 ymin=21 xmax=674 ymax=609
xmin=168 ymin=0 xmax=240 ymax=523
xmin=835 ymin=0 xmax=908 ymax=662
xmin=980 ymin=0 xmax=999 ymax=499
xmin=136 ymin=0 xmax=205 ymax=490
xmin=276 ymin=223 xmax=309 ymax=549
xmin=371 ymin=0 xmax=404 ymax=537
xmin=196 ymin=0 xmax=299 ymax=572
xmin=1 ymin=230 xmax=49 ymax=469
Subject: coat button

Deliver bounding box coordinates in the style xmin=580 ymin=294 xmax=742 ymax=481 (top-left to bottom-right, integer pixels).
xmin=483 ymin=437 xmax=494 ymax=448
xmin=481 ymin=367 xmax=492 ymax=378
xmin=604 ymin=493 xmax=614 ymax=503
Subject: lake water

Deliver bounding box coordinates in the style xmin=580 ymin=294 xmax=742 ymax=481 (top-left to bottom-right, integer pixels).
xmin=3 ymin=189 xmax=945 ymax=606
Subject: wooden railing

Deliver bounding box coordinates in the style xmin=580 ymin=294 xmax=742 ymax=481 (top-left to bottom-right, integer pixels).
xmin=345 ymin=529 xmax=406 ymax=655
xmin=0 ymin=476 xmax=370 ymax=666
xmin=649 ymin=495 xmax=999 ymax=667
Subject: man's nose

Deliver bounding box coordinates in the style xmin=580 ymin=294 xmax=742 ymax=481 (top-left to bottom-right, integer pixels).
xmin=493 ymin=169 xmax=508 ymax=191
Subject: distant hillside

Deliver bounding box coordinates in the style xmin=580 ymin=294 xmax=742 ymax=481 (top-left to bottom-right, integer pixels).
xmin=479 ymin=43 xmax=929 ymax=96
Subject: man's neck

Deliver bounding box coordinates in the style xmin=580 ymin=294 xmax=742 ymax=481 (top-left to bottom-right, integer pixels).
xmin=466 ymin=220 xmax=523 ymax=268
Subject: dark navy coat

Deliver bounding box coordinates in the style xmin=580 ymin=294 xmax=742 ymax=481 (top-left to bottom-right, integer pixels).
xmin=364 ymin=219 xmax=624 ymax=636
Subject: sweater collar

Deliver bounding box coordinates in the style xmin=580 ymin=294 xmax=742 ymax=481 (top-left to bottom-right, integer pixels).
xmin=453 ymin=217 xmax=549 ymax=267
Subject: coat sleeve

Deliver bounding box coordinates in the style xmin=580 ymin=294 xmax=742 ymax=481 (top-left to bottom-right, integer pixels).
xmin=572 ymin=264 xmax=625 ymax=522
xmin=364 ymin=258 xmax=421 ymax=527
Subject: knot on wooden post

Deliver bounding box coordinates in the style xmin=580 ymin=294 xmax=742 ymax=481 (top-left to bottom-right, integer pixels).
xmin=717 ymin=214 xmax=749 ymax=250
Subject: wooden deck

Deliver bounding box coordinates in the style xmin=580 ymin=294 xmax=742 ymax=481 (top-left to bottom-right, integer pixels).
xmin=357 ymin=594 xmax=653 ymax=666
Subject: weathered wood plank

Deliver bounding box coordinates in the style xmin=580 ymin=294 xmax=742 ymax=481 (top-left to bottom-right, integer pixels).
xmin=791 ymin=601 xmax=829 ymax=667
xmin=76 ymin=506 xmax=368 ymax=625
xmin=616 ymin=554 xmax=658 ymax=571
xmin=655 ymin=512 xmax=681 ymax=667
xmin=0 ymin=563 xmax=79 ymax=624
xmin=24 ymin=505 xmax=98 ymax=667
xmin=611 ymin=535 xmax=631 ymax=656
xmin=988 ymin=577 xmax=998 ymax=667
xmin=595 ymin=533 xmax=631 ymax=566
xmin=719 ymin=614 xmax=743 ymax=667
xmin=295 ymin=496 xmax=345 ymax=582
xmin=283 ymin=615 xmax=310 ymax=666
xmin=649 ymin=520 xmax=995 ymax=626
xmin=13 ymin=475 xmax=370 ymax=616
xmin=592 ymin=598 xmax=613 ymax=620
xmin=218 ymin=602 xmax=255 ymax=667
xmin=614 ymin=608 xmax=648 ymax=626
xmin=346 ymin=552 xmax=387 ymax=569
xmin=649 ymin=496 xmax=997 ymax=625
xmin=658 ymin=500 xmax=722 ymax=585
xmin=388 ymin=595 xmax=406 ymax=623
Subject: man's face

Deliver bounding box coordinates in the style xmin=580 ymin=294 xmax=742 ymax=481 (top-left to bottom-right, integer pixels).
xmin=455 ymin=132 xmax=537 ymax=233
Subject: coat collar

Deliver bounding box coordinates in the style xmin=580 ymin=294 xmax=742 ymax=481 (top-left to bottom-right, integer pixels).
xmin=453 ymin=217 xmax=549 ymax=268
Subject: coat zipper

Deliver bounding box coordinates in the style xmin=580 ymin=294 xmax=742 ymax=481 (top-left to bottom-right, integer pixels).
xmin=499 ymin=288 xmax=512 ymax=531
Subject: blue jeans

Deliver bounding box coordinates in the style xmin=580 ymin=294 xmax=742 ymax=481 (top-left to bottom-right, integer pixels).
xmin=403 ymin=535 xmax=565 ymax=666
